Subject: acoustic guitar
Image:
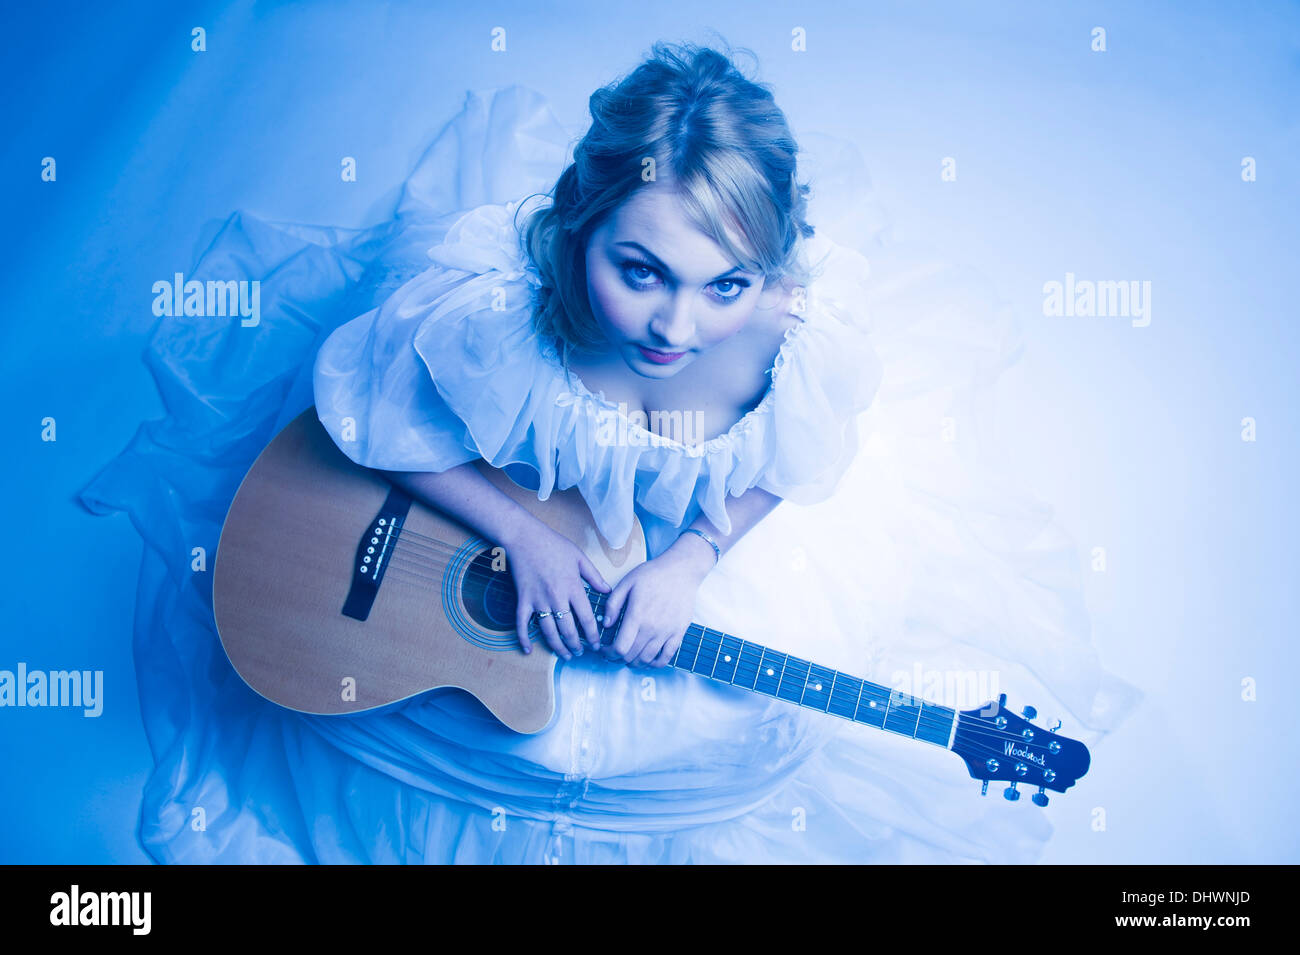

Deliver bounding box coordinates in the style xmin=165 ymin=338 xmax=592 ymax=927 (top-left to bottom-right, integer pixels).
xmin=213 ymin=409 xmax=1090 ymax=806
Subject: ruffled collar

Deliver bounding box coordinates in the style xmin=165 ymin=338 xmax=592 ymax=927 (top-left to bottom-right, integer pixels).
xmin=539 ymin=319 xmax=811 ymax=459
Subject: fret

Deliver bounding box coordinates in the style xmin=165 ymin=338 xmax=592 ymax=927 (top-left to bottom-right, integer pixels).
xmin=715 ymin=634 xmax=742 ymax=683
xmin=847 ymin=678 xmax=866 ymax=722
xmin=735 ymin=642 xmax=763 ymax=690
xmin=592 ymin=592 xmax=612 ymax=642
xmin=825 ymin=671 xmax=838 ymax=714
xmin=681 ymin=631 xmax=702 ymax=675
xmin=802 ymin=663 xmax=835 ymax=713
xmin=828 ymin=673 xmax=861 ymax=719
xmin=854 ymin=681 xmax=890 ymax=728
xmin=678 ymin=626 xmax=701 ymax=672
xmin=694 ymin=627 xmax=723 ymax=676
xmin=776 ymin=655 xmax=810 ymax=704
xmin=883 ymin=688 xmax=925 ymax=737
xmin=753 ymin=648 xmax=785 ymax=696
xmin=705 ymin=629 xmax=723 ymax=679
xmin=915 ymin=701 xmax=956 ymax=745
xmin=667 ymin=625 xmax=686 ymax=667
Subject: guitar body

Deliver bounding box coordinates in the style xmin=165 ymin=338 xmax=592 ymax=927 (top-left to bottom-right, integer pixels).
xmin=213 ymin=408 xmax=646 ymax=732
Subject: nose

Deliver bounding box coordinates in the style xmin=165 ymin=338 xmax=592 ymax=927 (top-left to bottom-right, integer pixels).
xmin=648 ymin=292 xmax=695 ymax=349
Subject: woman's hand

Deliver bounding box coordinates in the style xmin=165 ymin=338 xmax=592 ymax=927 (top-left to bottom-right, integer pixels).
xmin=600 ymin=534 xmax=716 ymax=668
xmin=501 ymin=518 xmax=610 ymax=660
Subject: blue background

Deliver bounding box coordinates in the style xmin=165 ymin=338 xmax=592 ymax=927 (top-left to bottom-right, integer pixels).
xmin=1 ymin=0 xmax=1296 ymax=862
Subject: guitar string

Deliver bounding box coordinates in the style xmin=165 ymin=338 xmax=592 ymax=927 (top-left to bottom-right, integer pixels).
xmin=378 ymin=538 xmax=1065 ymax=752
xmin=377 ymin=565 xmax=1063 ymax=774
xmin=668 ymin=621 xmax=1064 ymax=748
xmin=385 ymin=536 xmax=623 ymax=601
xmin=382 ymin=574 xmax=1052 ymax=767
xmin=676 ymin=625 xmax=1060 ymax=749
xmin=384 ymin=561 xmax=605 ymax=623
xmin=386 ymin=537 xmax=606 ymax=592
xmin=383 ymin=542 xmax=609 ymax=609
xmin=382 ymin=562 xmax=1058 ymax=762
xmin=385 ymin=529 xmax=1054 ymax=742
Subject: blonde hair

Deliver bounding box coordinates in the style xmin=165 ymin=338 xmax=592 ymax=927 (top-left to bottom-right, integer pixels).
xmin=520 ymin=40 xmax=814 ymax=363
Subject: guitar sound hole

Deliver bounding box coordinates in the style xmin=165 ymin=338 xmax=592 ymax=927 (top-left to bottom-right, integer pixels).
xmin=461 ymin=552 xmax=518 ymax=632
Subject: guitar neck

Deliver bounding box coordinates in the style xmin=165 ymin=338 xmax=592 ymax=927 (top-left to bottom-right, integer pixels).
xmin=587 ymin=591 xmax=956 ymax=749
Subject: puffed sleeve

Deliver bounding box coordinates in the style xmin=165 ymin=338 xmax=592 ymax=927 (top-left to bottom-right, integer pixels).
xmin=744 ymin=233 xmax=884 ymax=505
xmin=311 ymin=198 xmax=548 ymax=473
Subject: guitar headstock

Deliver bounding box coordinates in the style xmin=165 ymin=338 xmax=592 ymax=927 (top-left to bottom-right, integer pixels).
xmin=951 ymin=694 xmax=1090 ymax=805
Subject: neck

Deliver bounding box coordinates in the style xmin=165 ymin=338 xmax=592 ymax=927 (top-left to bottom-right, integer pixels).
xmin=587 ymin=590 xmax=956 ymax=747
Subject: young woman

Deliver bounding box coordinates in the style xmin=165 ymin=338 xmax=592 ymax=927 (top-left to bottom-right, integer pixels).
xmin=310 ymin=41 xmax=897 ymax=863
xmin=84 ymin=40 xmax=1138 ymax=864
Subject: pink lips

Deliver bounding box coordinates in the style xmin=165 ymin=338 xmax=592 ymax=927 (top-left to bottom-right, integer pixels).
xmin=637 ymin=345 xmax=686 ymax=365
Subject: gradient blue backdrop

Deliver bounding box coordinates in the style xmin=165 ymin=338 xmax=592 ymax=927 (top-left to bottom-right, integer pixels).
xmin=1 ymin=0 xmax=1296 ymax=863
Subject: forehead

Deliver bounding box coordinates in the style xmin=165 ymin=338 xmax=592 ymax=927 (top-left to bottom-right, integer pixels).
xmin=595 ymin=184 xmax=750 ymax=275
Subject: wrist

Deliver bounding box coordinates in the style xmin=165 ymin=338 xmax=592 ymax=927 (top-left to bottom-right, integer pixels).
xmin=494 ymin=504 xmax=545 ymax=552
xmin=666 ymin=529 xmax=719 ymax=580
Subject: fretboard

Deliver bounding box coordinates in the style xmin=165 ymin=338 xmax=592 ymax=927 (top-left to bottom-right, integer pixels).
xmin=589 ymin=592 xmax=955 ymax=747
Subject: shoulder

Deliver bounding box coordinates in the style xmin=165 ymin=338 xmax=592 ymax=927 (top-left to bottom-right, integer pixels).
xmin=736 ymin=280 xmax=803 ymax=388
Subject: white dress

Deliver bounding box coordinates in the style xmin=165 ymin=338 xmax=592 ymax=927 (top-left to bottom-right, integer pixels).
xmin=79 ymin=83 xmax=1140 ymax=864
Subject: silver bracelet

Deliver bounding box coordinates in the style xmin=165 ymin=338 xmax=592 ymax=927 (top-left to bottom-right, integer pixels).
xmin=679 ymin=527 xmax=721 ymax=566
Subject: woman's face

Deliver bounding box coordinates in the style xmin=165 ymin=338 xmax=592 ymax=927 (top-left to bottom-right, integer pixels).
xmin=584 ymin=183 xmax=771 ymax=379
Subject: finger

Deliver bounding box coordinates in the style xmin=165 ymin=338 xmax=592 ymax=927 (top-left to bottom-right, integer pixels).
xmin=652 ymin=638 xmax=679 ymax=668
xmin=515 ymin=603 xmax=534 ymax=655
xmin=609 ymin=618 xmax=639 ymax=664
xmin=578 ymin=555 xmax=611 ymax=593
xmin=601 ymin=583 xmax=627 ymax=640
xmin=553 ymin=600 xmax=584 ymax=656
xmin=571 ymin=584 xmax=603 ymax=650
xmin=535 ymin=609 xmax=570 ymax=661
xmin=636 ymin=635 xmax=665 ymax=667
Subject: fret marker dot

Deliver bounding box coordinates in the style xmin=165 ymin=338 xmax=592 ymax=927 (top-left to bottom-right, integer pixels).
xmin=869 ymin=701 xmax=878 ymax=707
xmin=766 ymin=668 xmax=775 ymax=676
xmin=814 ymin=684 xmax=822 ymax=691
xmin=724 ymin=655 xmax=731 ymax=663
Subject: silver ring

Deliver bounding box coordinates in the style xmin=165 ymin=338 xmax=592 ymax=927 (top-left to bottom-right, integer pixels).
xmin=535 ymin=610 xmax=553 ymax=619
xmin=554 ymin=610 xmax=569 ymax=620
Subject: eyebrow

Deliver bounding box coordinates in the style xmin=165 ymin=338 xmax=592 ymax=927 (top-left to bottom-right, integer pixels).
xmin=613 ymin=240 xmax=755 ymax=282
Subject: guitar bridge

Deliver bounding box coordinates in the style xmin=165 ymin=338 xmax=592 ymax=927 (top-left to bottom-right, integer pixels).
xmin=341 ymin=483 xmax=413 ymax=621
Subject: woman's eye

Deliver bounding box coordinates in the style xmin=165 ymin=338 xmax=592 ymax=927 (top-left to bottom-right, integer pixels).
xmin=622 ymin=261 xmax=659 ymax=287
xmin=712 ymin=279 xmax=749 ymax=302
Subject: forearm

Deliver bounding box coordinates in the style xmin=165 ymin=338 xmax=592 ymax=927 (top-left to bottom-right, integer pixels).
xmin=663 ymin=484 xmax=783 ymax=576
xmin=384 ymin=463 xmax=538 ymax=548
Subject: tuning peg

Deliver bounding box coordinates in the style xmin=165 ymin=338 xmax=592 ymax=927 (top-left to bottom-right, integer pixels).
xmin=1048 ymin=717 xmax=1062 ymax=733
xmin=1003 ymin=782 xmax=1020 ymax=801
xmin=1021 ymin=705 xmax=1037 ymax=720
xmin=1032 ymin=787 xmax=1049 ymax=807
xmin=980 ymin=781 xmax=989 ymax=797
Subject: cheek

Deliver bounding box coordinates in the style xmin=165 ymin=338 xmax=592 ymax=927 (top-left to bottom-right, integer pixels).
xmin=587 ymin=266 xmax=646 ymax=336
xmin=697 ymin=298 xmax=759 ymax=347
